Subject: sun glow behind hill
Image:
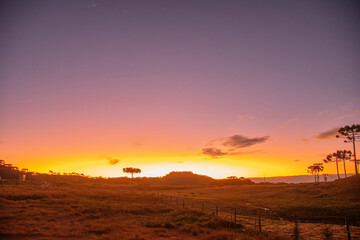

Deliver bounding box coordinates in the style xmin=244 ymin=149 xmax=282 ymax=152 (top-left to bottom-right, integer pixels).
xmin=64 ymin=159 xmax=257 ymax=179
xmin=7 ymin=137 xmax=357 ymax=179
xmin=16 ymin=153 xmax=307 ymax=179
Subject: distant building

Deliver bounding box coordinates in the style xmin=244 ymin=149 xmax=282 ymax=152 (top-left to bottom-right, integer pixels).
xmin=0 ymin=160 xmax=31 ymax=181
xmin=19 ymin=173 xmax=26 ymax=181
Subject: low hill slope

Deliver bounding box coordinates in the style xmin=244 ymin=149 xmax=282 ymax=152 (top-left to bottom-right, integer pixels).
xmin=164 ymin=175 xmax=360 ymax=225
xmin=323 ymin=174 xmax=360 ymax=200
xmin=161 ymin=171 xmax=214 ymax=185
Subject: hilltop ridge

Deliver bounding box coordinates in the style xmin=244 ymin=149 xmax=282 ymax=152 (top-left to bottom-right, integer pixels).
xmin=161 ymin=171 xmax=214 ymax=185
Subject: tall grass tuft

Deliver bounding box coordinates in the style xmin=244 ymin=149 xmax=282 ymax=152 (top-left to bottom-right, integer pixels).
xmin=322 ymin=226 xmax=333 ymax=240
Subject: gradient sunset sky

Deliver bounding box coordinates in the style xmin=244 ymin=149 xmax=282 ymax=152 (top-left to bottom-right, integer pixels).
xmin=1 ymin=0 xmax=359 ymax=178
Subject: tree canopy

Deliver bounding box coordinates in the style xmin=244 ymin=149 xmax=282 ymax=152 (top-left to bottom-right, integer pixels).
xmin=307 ymin=163 xmax=324 ymax=182
xmin=123 ymin=167 xmax=141 ymax=178
xmin=336 ymin=124 xmax=360 ymax=175
xmin=337 ymin=124 xmax=360 ymax=143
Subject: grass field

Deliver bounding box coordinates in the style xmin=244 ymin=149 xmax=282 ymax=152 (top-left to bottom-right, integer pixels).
xmin=0 ymin=181 xmax=265 ymax=240
xmin=160 ymin=176 xmax=360 ymax=224
xmin=0 ymin=175 xmax=359 ymax=239
xmin=158 ymin=175 xmax=360 ymax=239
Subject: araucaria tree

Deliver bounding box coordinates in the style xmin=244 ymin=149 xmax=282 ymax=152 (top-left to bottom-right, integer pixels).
xmin=336 ymin=124 xmax=360 ymax=175
xmin=337 ymin=150 xmax=352 ymax=178
xmin=323 ymin=153 xmax=340 ymax=180
xmin=307 ymin=163 xmax=324 ymax=183
xmin=123 ymin=167 xmax=141 ymax=178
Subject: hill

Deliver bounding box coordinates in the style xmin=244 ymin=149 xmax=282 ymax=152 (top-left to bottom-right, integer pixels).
xmin=161 ymin=171 xmax=214 ymax=185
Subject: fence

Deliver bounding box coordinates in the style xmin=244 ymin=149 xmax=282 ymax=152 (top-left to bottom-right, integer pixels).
xmin=140 ymin=189 xmax=355 ymax=240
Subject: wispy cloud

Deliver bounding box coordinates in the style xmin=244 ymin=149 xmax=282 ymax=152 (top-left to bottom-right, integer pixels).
xmin=202 ymin=134 xmax=269 ymax=158
xmin=314 ymin=127 xmax=339 ymax=140
xmin=303 ymin=127 xmax=339 ymax=143
xmin=202 ymin=148 xmax=227 ymax=158
xmin=221 ymin=135 xmax=269 ymax=150
xmin=106 ymin=157 xmax=120 ymax=165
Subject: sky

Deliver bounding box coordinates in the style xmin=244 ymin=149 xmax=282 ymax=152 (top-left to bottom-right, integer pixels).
xmin=1 ymin=0 xmax=359 ymax=178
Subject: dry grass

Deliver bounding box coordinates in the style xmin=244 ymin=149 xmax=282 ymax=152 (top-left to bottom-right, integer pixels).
xmin=161 ymin=176 xmax=360 ymax=224
xmin=1 ymin=176 xmax=359 ymax=239
xmin=0 ymin=181 xmax=265 ymax=240
xmin=158 ymin=176 xmax=360 ymax=240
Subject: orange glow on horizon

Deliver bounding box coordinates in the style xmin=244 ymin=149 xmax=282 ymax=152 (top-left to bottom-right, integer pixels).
xmin=7 ymin=142 xmax=357 ymax=179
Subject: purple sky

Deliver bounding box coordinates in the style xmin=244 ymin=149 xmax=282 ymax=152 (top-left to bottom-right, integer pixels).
xmin=1 ymin=0 xmax=359 ymax=177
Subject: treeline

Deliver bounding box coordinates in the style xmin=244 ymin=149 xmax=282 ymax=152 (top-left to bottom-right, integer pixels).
xmin=15 ymin=170 xmax=254 ymax=186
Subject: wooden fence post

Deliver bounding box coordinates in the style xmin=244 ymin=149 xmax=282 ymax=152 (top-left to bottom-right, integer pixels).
xmin=258 ymin=213 xmax=261 ymax=232
xmin=294 ymin=214 xmax=299 ymax=240
xmin=345 ymin=216 xmax=351 ymax=240
xmin=234 ymin=208 xmax=237 ymax=225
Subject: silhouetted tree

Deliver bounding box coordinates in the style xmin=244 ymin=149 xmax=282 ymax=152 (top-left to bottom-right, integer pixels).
xmin=323 ymin=153 xmax=340 ymax=180
xmin=226 ymin=176 xmax=238 ymax=179
xmin=336 ymin=124 xmax=360 ymax=175
xmin=323 ymin=174 xmax=328 ymax=182
xmin=337 ymin=150 xmax=352 ymax=178
xmin=307 ymin=163 xmax=324 ymax=182
xmin=123 ymin=167 xmax=141 ymax=178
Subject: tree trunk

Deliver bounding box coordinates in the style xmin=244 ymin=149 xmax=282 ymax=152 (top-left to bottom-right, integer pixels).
xmin=353 ymin=132 xmax=358 ymax=175
xmin=343 ymin=157 xmax=347 ymax=178
xmin=336 ymin=157 xmax=340 ymax=179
